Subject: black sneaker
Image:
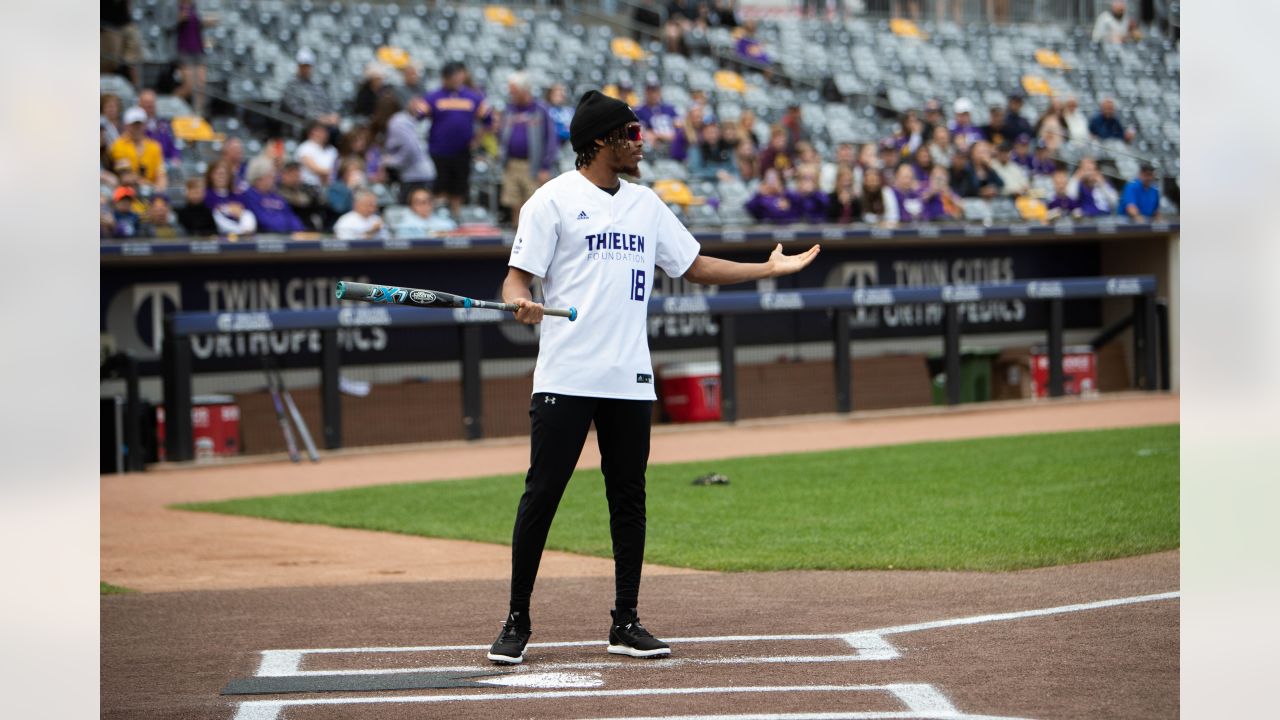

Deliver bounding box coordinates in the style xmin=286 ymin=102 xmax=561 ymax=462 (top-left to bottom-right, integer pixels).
xmin=487 ymin=611 xmax=532 ymax=665
xmin=607 ymin=608 xmax=671 ymax=658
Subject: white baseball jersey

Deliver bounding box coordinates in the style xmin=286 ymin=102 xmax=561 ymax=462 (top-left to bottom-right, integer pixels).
xmin=509 ymin=170 xmax=701 ymax=400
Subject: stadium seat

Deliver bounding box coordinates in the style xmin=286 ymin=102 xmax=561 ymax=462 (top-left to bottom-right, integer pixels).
xmin=153 ymin=94 xmax=192 ymax=119
xmin=889 ymin=18 xmax=925 ymax=40
xmin=652 ymin=160 xmax=688 ymax=182
xmin=688 ymin=202 xmax=722 ymax=227
xmin=962 ymin=198 xmax=993 ymax=224
xmin=990 ymin=197 xmax=1021 ymax=222
xmin=457 ymin=205 xmax=496 ymax=226
xmin=172 ymin=116 xmax=222 ymax=143
xmin=370 ymin=184 xmax=396 ymax=207
xmin=100 ymin=74 xmax=137 ymax=107
xmin=979 ymin=88 xmax=1004 ymax=110
xmin=717 ymin=181 xmax=751 ymax=211
xmin=1020 ymin=75 xmax=1054 ymax=97
xmin=1117 ymin=155 xmax=1144 ymax=179
xmin=1057 ymin=142 xmax=1087 ymax=165
xmin=376 ymin=46 xmax=410 ymax=69
xmin=1015 ymin=196 xmax=1048 ymax=222
xmin=719 ymin=205 xmax=752 ymax=225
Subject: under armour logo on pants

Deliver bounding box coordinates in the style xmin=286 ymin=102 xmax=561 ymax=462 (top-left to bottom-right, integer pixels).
xmin=545 ymin=396 xmax=557 ymax=404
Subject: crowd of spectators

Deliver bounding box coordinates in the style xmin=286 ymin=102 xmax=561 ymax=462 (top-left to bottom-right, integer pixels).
xmin=100 ymin=45 xmax=473 ymax=240
xmin=100 ymin=1 xmax=1169 ymax=240
xmin=635 ymin=85 xmax=1162 ymax=226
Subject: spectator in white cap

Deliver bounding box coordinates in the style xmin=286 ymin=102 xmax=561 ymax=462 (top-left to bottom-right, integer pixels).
xmin=949 ymin=98 xmax=984 ymax=145
xmin=281 ymin=48 xmax=340 ymax=131
xmin=109 ymin=107 xmax=168 ymax=192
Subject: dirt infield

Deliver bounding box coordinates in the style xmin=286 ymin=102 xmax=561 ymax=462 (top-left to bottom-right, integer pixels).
xmin=101 ymin=393 xmax=1179 ymax=719
xmin=102 ymin=553 xmax=1178 ymax=719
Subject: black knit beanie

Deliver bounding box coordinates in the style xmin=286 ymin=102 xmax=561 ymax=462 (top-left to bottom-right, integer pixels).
xmin=569 ymin=90 xmax=639 ymax=153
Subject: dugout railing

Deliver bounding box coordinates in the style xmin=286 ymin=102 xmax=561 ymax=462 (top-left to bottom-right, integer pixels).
xmin=156 ymin=274 xmax=1161 ymax=463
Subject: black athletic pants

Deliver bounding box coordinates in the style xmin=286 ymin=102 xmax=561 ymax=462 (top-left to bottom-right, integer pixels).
xmin=508 ymin=393 xmax=652 ymax=614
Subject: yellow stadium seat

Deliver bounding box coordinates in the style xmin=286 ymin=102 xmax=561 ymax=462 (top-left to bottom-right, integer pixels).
xmin=1034 ymin=48 xmax=1068 ymax=71
xmin=601 ymin=84 xmax=638 ymax=107
xmin=484 ymin=6 xmax=518 ymax=27
xmin=653 ymin=179 xmax=704 ymax=208
xmin=377 ymin=46 xmax=410 ymax=70
xmin=1021 ymin=75 xmax=1054 ymax=97
xmin=714 ymin=70 xmax=747 ymax=94
xmin=610 ymin=37 xmax=648 ymax=62
xmin=889 ymin=18 xmax=926 ymax=39
xmin=1016 ymin=196 xmax=1049 ymax=222
xmin=171 ymin=116 xmax=221 ymax=142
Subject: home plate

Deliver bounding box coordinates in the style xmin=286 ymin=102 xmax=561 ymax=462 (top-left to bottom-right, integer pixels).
xmin=476 ymin=671 xmax=605 ymax=689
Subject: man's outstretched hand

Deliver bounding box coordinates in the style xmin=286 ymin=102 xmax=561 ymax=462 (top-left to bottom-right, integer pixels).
xmin=766 ymin=243 xmax=821 ymax=277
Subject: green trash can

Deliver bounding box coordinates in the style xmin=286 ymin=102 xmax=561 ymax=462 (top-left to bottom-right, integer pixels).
xmin=930 ymin=350 xmax=999 ymax=404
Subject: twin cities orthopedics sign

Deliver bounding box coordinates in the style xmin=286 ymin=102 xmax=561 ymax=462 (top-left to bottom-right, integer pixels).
xmin=101 ymin=242 xmax=1104 ymax=373
xmin=816 ymin=246 xmax=1098 ymax=339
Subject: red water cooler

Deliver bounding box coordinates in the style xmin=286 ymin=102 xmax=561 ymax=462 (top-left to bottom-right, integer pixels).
xmin=156 ymin=394 xmax=242 ymax=460
xmin=658 ymin=362 xmax=722 ymax=422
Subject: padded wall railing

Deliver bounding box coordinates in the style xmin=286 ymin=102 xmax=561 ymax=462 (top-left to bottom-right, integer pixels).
xmin=159 ymin=274 xmax=1160 ymax=462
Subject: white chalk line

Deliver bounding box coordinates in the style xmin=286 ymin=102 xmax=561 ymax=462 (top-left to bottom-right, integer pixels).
xmin=481 ymin=671 xmax=604 ymax=688
xmin=255 ymin=633 xmax=899 ymax=677
xmin=574 ymin=714 xmax=1031 ymax=720
xmin=264 ymin=633 xmax=873 ymax=656
xmin=261 ymin=655 xmax=886 ymax=677
xmin=872 ymin=591 xmax=1181 ymax=636
xmin=231 ymin=683 xmax=1013 ymax=720
xmin=234 ymin=591 xmax=1177 ymax=719
xmin=254 ymin=591 xmax=1178 ymax=677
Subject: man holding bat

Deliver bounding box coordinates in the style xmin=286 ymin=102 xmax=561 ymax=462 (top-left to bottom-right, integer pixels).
xmin=488 ymin=89 xmax=820 ymax=664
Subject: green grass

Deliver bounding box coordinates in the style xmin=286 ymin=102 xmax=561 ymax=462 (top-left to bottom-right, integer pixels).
xmin=178 ymin=425 xmax=1179 ymax=572
xmin=100 ymin=581 xmax=134 ymax=595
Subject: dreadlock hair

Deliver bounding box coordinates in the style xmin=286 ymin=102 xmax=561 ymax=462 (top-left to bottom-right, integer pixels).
xmin=575 ymin=125 xmax=633 ymax=169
